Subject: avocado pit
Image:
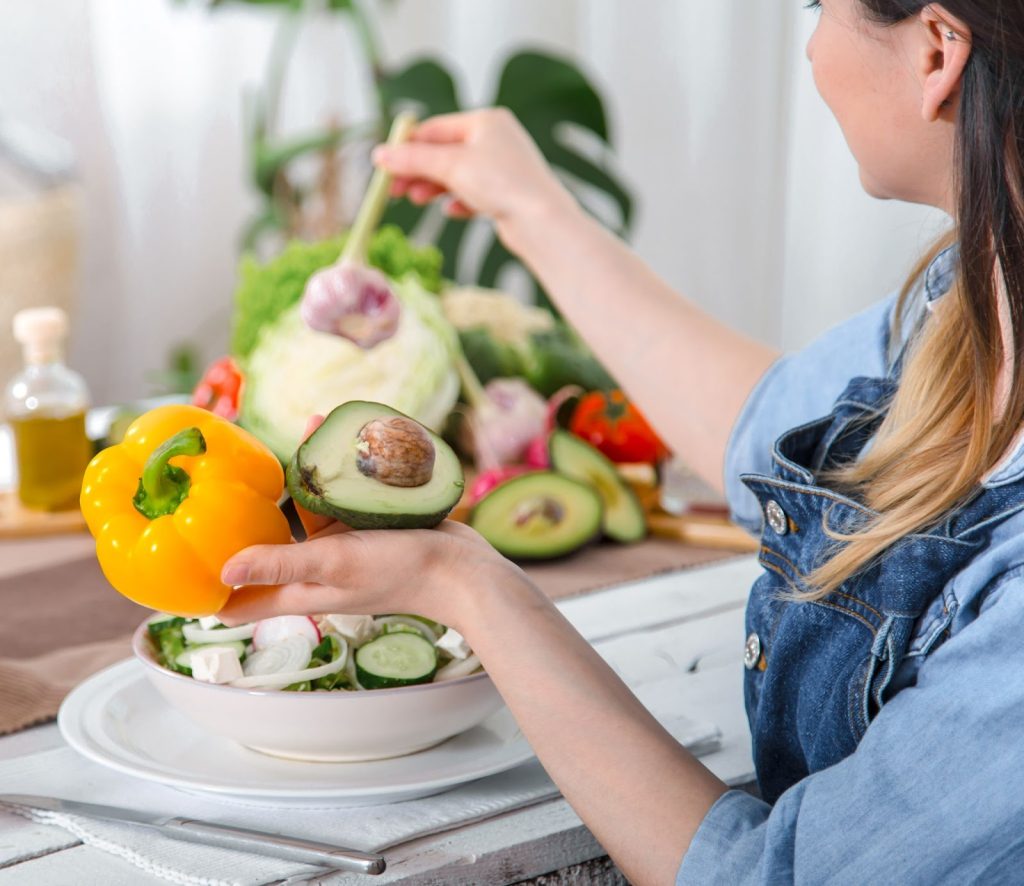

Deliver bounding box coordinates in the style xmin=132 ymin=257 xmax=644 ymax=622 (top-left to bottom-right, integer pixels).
xmin=514 ymin=497 xmax=566 ymax=531
xmin=356 ymin=417 xmax=436 ymax=488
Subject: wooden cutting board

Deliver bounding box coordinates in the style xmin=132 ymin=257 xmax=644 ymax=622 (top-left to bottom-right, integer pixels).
xmin=0 ymin=490 xmax=86 ymax=539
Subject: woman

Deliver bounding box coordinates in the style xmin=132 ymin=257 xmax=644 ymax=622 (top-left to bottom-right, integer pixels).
xmin=221 ymin=2 xmax=1024 ymax=882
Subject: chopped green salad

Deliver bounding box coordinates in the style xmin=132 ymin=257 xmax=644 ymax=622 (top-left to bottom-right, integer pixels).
xmin=147 ymin=613 xmax=482 ymax=691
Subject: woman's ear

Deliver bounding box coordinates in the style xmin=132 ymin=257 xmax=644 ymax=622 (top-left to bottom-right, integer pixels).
xmin=919 ymin=6 xmax=972 ymax=122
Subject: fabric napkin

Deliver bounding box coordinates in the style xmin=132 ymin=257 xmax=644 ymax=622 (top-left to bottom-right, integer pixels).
xmin=0 ymin=709 xmax=720 ymax=886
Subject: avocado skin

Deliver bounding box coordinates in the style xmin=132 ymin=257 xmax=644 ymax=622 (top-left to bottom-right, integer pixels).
xmin=547 ymin=430 xmax=647 ymax=544
xmin=285 ymin=456 xmax=463 ymax=530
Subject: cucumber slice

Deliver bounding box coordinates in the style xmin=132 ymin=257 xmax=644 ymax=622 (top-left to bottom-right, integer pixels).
xmin=548 ymin=430 xmax=647 ymax=543
xmin=355 ymin=633 xmax=437 ymax=689
xmin=174 ymin=640 xmax=247 ymax=670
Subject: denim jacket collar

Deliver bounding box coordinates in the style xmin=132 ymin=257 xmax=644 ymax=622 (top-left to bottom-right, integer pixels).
xmin=924 ymin=243 xmax=958 ymax=304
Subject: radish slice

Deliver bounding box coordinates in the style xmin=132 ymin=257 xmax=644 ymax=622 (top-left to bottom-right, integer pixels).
xmin=251 ymin=616 xmax=320 ymax=651
xmin=434 ymin=654 xmax=482 ymax=682
xmin=468 ymin=465 xmax=531 ymax=505
xmin=373 ymin=615 xmax=440 ymax=644
xmin=233 ymin=636 xmax=349 ymax=690
xmin=524 ymin=435 xmax=550 ymax=469
xmin=182 ymin=622 xmax=256 ymax=644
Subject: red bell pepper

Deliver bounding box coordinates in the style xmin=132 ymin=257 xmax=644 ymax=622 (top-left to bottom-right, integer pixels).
xmin=192 ymin=356 xmax=244 ymax=422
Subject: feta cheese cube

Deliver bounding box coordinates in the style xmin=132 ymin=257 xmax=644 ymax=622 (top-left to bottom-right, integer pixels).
xmin=198 ymin=615 xmax=221 ymax=630
xmin=190 ymin=646 xmax=243 ymax=684
xmin=322 ymin=614 xmax=377 ymax=645
xmin=436 ymin=628 xmax=472 ymax=660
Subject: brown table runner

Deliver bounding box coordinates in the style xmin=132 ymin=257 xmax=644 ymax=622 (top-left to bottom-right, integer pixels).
xmin=0 ymin=534 xmax=737 ymax=736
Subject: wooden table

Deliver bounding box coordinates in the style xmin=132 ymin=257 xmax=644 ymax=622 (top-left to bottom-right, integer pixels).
xmin=0 ymin=556 xmax=759 ymax=885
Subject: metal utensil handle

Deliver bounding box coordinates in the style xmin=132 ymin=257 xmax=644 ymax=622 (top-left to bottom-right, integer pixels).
xmin=165 ymin=818 xmax=386 ymax=875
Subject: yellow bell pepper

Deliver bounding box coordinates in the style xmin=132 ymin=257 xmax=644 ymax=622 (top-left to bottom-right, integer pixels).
xmin=80 ymin=404 xmax=292 ymax=616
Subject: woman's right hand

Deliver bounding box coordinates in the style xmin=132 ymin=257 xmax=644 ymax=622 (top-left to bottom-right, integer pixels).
xmin=373 ymin=108 xmax=577 ymax=244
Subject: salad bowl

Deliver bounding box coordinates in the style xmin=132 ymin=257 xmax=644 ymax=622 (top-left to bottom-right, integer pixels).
xmin=132 ymin=620 xmax=505 ymax=762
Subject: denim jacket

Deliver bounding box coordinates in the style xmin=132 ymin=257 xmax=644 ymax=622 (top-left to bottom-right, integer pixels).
xmin=678 ymin=247 xmax=1024 ymax=884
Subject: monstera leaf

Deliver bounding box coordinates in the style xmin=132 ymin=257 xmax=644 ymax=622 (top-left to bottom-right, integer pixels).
xmin=379 ymin=50 xmax=633 ymax=308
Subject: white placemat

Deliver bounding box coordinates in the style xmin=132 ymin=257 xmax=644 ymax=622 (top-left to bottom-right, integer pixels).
xmin=0 ymin=712 xmax=720 ymax=886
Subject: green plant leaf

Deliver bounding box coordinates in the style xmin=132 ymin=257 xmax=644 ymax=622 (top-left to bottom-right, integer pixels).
xmin=378 ymin=58 xmax=461 ymax=118
xmin=252 ymin=129 xmax=346 ymax=194
xmin=494 ymin=51 xmax=631 ymax=234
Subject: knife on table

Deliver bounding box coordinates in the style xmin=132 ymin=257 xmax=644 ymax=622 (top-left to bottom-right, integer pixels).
xmin=0 ymin=794 xmax=386 ymax=875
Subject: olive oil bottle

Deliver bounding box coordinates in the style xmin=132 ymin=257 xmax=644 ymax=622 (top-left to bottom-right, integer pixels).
xmin=3 ymin=307 xmax=92 ymax=511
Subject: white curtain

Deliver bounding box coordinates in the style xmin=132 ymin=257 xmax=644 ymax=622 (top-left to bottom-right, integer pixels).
xmin=0 ymin=0 xmax=946 ymax=403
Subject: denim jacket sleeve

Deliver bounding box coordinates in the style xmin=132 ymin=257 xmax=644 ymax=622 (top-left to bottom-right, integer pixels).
xmin=676 ymin=564 xmax=1024 ymax=885
xmin=724 ymin=294 xmax=899 ymax=534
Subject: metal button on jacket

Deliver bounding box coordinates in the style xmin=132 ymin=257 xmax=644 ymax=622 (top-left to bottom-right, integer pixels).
xmin=744 ymin=632 xmax=762 ymax=670
xmin=765 ymin=499 xmax=788 ymax=535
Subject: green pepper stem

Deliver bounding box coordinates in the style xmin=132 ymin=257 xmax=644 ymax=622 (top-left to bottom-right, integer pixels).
xmin=340 ymin=110 xmax=417 ymax=266
xmin=133 ymin=427 xmax=207 ymax=520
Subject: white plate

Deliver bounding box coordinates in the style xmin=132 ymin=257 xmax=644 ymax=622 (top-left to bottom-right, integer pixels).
xmin=59 ymin=660 xmax=536 ymax=807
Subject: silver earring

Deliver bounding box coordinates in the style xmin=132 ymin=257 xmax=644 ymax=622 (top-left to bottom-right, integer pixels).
xmin=946 ymin=30 xmax=957 ymax=41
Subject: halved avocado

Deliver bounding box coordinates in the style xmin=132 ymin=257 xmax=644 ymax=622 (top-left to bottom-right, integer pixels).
xmin=286 ymin=401 xmax=464 ymax=529
xmin=470 ymin=471 xmax=603 ymax=560
xmin=548 ymin=430 xmax=647 ymax=543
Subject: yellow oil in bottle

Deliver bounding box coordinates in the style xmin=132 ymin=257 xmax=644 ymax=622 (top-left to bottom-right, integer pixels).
xmin=11 ymin=411 xmax=93 ymax=511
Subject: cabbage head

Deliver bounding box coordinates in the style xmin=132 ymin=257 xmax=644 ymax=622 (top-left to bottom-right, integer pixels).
xmin=235 ymin=235 xmax=460 ymax=461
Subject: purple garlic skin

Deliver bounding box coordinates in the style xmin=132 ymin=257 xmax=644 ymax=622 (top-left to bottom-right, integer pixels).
xmin=300 ymin=260 xmax=402 ymax=349
xmin=461 ymin=377 xmax=548 ymax=472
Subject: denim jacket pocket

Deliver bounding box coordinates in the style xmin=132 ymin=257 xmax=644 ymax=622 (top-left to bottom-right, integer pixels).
xmin=855 ymin=615 xmax=919 ymax=735
xmin=906 ymin=584 xmax=959 ymax=658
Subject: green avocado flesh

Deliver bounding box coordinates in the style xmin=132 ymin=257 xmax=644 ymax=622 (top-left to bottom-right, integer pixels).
xmin=548 ymin=430 xmax=647 ymax=543
xmin=470 ymin=471 xmax=603 ymax=560
xmin=287 ymin=401 xmax=465 ymax=530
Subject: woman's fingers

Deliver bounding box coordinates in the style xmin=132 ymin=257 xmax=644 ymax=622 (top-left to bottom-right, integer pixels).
xmin=390 ymin=176 xmax=413 ymax=197
xmin=408 ymin=181 xmax=447 ymax=204
xmin=219 ymin=581 xmax=346 ymax=624
xmin=222 ymin=540 xmax=325 ymax=588
xmin=373 ymin=142 xmax=461 ymax=186
xmin=445 ymin=199 xmax=475 ymax=218
xmin=411 ymin=112 xmax=476 ymax=144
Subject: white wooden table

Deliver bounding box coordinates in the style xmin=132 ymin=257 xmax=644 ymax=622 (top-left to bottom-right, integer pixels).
xmin=0 ymin=556 xmax=759 ymax=885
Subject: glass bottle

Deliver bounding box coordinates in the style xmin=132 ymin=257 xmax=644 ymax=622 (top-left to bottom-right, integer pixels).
xmin=3 ymin=307 xmax=92 ymax=511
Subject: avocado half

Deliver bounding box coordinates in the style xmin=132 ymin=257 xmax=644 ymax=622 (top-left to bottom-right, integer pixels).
xmin=470 ymin=471 xmax=603 ymax=560
xmin=286 ymin=401 xmax=465 ymax=530
xmin=548 ymin=430 xmax=647 ymax=543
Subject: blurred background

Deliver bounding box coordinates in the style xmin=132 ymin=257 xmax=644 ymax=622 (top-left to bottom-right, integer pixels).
xmin=1 ymin=0 xmax=946 ymax=406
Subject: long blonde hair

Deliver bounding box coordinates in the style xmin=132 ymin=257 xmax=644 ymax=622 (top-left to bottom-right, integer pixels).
xmin=805 ymin=0 xmax=1024 ymax=596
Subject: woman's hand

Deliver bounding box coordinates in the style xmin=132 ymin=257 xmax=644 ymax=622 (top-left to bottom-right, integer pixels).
xmin=374 ymin=108 xmax=577 ymax=243
xmin=218 ymin=412 xmax=519 ymax=629
xmin=219 ymin=516 xmax=520 ymax=632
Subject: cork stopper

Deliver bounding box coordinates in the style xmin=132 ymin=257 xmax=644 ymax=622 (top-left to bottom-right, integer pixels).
xmin=13 ymin=307 xmax=68 ymax=365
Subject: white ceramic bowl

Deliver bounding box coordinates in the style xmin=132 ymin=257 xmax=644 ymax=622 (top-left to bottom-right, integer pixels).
xmin=132 ymin=621 xmax=505 ymax=762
